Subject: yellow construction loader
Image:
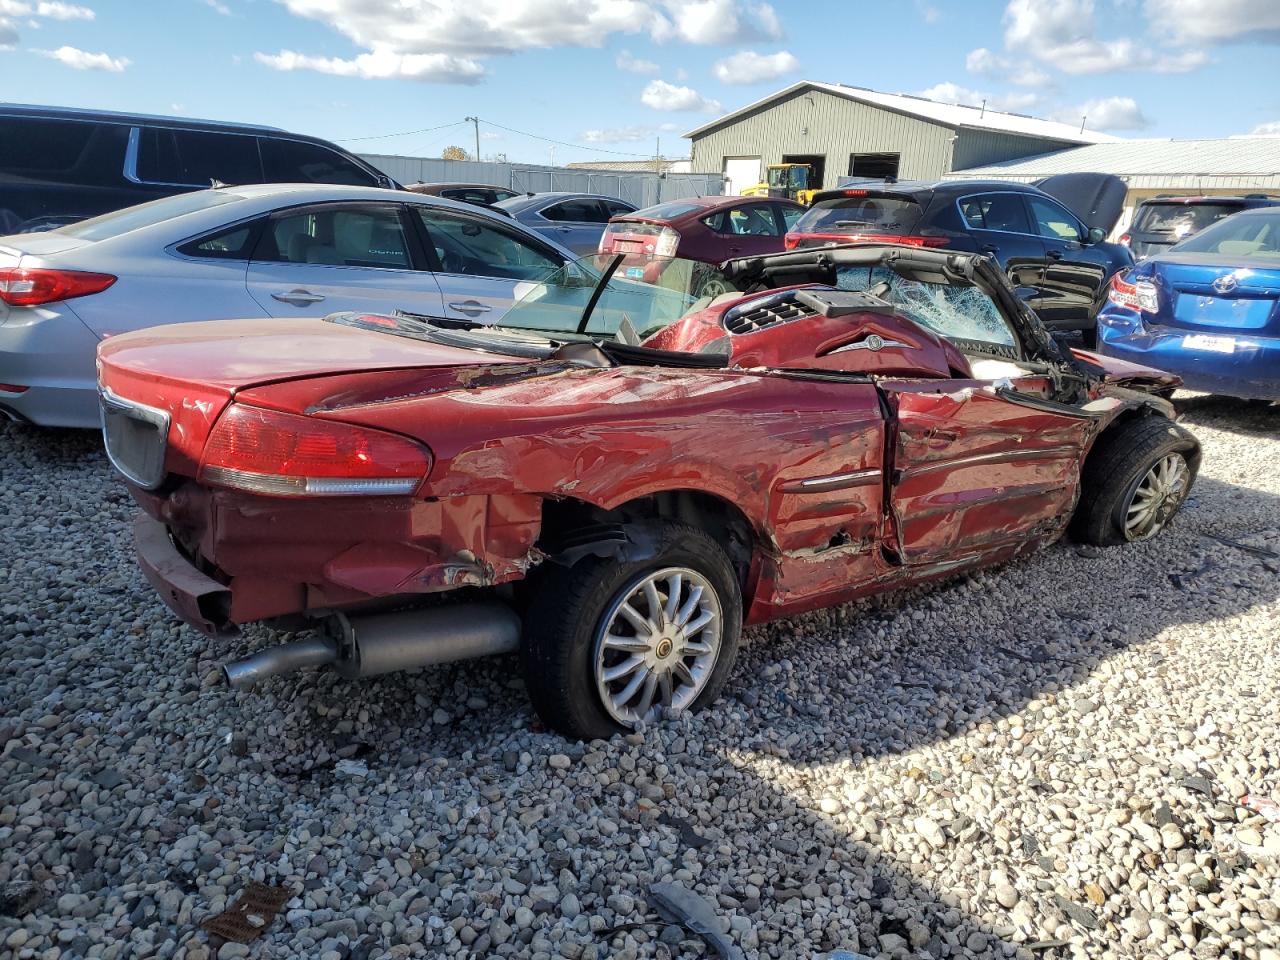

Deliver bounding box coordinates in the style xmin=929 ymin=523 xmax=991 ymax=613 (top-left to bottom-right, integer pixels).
xmin=742 ymin=163 xmax=818 ymax=205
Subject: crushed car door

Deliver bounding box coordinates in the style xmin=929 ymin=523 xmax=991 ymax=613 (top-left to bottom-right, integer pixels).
xmin=880 ymin=380 xmax=1094 ymax=565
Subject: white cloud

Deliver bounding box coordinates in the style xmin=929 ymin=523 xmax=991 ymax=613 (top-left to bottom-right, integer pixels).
xmin=965 ymin=47 xmax=1002 ymax=74
xmin=35 ymin=1 xmax=92 ymax=18
xmin=712 ymin=48 xmax=797 ymax=84
xmin=918 ymin=81 xmax=1040 ymax=113
xmin=255 ymin=47 xmax=484 ymax=83
xmin=261 ymin=0 xmax=783 ymax=83
xmin=1145 ymin=0 xmax=1280 ymax=45
xmin=616 ymin=48 xmax=658 ymax=73
xmin=1053 ymin=96 xmax=1149 ymax=130
xmin=1003 ymin=0 xmax=1206 ymax=74
xmin=918 ymin=3 xmax=941 ymax=24
xmin=582 ymin=125 xmax=659 ymax=143
xmin=35 ymin=43 xmax=127 ymax=70
xmin=1248 ymin=120 xmax=1280 ymax=135
xmin=640 ymin=78 xmax=722 ymax=112
xmin=0 ymin=16 xmax=16 ymax=45
xmin=203 ymin=0 xmax=230 ymax=14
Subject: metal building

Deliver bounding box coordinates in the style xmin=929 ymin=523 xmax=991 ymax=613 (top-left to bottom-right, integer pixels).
xmin=947 ymin=137 xmax=1280 ymax=236
xmin=685 ymin=81 xmax=1116 ymax=195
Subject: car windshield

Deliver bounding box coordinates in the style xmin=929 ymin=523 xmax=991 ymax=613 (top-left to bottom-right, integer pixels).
xmin=57 ymin=188 xmax=244 ymax=241
xmin=1172 ymin=211 xmax=1280 ymax=257
xmin=494 ymin=254 xmax=741 ymax=341
xmin=797 ymin=194 xmax=922 ymax=234
xmin=1133 ymin=201 xmax=1246 ymax=237
xmin=836 ymin=265 xmax=1018 ymax=351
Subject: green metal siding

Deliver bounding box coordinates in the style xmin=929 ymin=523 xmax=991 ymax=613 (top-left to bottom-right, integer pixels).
xmin=950 ymin=130 xmax=1083 ymax=171
xmin=690 ymin=88 xmax=957 ymax=187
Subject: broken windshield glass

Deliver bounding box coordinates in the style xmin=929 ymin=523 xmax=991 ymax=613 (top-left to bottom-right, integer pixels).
xmin=836 ymin=266 xmax=1017 ymax=349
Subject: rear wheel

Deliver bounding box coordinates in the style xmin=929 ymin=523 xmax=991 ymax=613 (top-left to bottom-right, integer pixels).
xmin=521 ymin=522 xmax=742 ymax=740
xmin=1070 ymin=417 xmax=1199 ymax=545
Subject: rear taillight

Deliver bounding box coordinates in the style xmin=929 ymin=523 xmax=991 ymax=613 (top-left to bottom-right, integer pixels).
xmin=1107 ymin=272 xmax=1158 ymax=313
xmin=199 ymin=405 xmax=432 ymax=497
xmin=597 ymin=225 xmax=616 ymax=254
xmin=785 ymin=232 xmax=946 ymax=250
xmin=1118 ymin=233 xmax=1131 ymax=247
xmin=0 ymin=268 xmax=116 ymax=306
xmin=654 ymin=226 xmax=680 ymax=258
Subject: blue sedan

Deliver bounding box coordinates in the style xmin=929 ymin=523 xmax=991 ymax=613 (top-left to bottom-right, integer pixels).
xmin=1097 ymin=206 xmax=1280 ymax=400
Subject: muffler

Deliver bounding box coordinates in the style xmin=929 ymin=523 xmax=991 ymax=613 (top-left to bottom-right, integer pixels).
xmin=221 ymin=603 xmax=521 ymax=690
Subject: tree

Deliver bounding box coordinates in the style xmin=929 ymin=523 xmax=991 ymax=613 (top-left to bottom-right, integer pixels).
xmin=441 ymin=145 xmax=470 ymax=161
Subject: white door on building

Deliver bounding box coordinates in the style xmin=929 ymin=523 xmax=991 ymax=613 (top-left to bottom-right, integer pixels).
xmin=723 ymin=156 xmax=761 ymax=196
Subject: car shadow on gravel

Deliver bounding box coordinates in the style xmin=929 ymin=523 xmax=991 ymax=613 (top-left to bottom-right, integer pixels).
xmin=685 ymin=471 xmax=1280 ymax=957
xmin=1173 ymin=394 xmax=1279 ymax=439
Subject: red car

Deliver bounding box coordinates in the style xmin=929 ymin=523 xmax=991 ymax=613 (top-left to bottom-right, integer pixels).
xmin=98 ymin=246 xmax=1198 ymax=740
xmin=598 ymin=195 xmax=805 ymax=269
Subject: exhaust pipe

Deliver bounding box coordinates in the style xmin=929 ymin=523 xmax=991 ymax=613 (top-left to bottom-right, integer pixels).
xmin=221 ymin=602 xmax=521 ymax=689
xmin=222 ymin=636 xmax=338 ymax=690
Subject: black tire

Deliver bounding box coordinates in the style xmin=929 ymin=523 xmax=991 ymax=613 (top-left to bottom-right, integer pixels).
xmin=1069 ymin=416 xmax=1200 ymax=546
xmin=521 ymin=522 xmax=743 ymax=740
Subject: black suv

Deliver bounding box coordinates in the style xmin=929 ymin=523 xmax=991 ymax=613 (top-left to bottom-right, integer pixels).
xmin=0 ymin=104 xmax=396 ymax=233
xmin=788 ymin=175 xmax=1132 ymax=342
xmin=1121 ymin=195 xmax=1280 ymax=259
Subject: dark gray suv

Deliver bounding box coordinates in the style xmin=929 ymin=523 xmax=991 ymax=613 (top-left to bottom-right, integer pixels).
xmin=0 ymin=104 xmax=395 ymax=233
xmin=1120 ymin=195 xmax=1280 ymax=259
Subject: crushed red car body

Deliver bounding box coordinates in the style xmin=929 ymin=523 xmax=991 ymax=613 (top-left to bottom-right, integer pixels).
xmin=98 ymin=245 xmax=1199 ymax=738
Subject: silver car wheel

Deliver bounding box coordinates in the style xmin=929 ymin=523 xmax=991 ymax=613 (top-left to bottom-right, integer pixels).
xmin=592 ymin=566 xmax=722 ymax=727
xmin=1124 ymin=453 xmax=1190 ymax=541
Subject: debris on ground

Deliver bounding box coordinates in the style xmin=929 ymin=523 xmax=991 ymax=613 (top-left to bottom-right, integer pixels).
xmin=648 ymin=881 xmax=746 ymax=960
xmin=201 ymin=882 xmax=292 ymax=944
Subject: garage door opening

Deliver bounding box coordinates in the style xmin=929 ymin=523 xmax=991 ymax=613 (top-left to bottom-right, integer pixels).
xmin=849 ymin=152 xmax=900 ymax=181
xmin=781 ymin=154 xmax=826 ymax=191
xmin=722 ymin=156 xmax=761 ymax=196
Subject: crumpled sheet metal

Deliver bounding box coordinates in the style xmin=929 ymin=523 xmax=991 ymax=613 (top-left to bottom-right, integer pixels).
xmin=648 ymin=881 xmax=745 ymax=960
xmin=201 ymin=882 xmax=293 ymax=944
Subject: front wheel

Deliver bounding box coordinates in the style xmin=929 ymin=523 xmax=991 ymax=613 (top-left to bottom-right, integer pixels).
xmin=521 ymin=522 xmax=742 ymax=740
xmin=1070 ymin=417 xmax=1200 ymax=545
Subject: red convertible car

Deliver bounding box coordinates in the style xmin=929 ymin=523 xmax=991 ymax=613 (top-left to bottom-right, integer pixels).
xmin=98 ymin=246 xmax=1198 ymax=739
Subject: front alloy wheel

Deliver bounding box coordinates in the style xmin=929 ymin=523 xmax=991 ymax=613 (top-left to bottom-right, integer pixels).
xmin=1122 ymin=452 xmax=1191 ymax=541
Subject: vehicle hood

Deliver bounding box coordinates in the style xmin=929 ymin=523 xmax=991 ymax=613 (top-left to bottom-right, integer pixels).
xmin=1071 ymin=346 xmax=1181 ymax=391
xmin=1033 ymin=173 xmax=1128 ymax=233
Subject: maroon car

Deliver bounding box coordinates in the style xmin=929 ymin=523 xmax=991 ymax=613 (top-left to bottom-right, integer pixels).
xmin=98 ymin=245 xmax=1197 ymax=740
xmin=599 ymin=195 xmax=805 ymax=265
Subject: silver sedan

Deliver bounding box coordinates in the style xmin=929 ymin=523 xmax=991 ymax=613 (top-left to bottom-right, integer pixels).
xmin=495 ymin=192 xmax=636 ymax=255
xmin=0 ymin=183 xmax=575 ymax=427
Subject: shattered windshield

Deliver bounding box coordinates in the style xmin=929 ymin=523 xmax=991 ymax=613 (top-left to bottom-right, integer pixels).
xmin=497 ymin=255 xmax=742 ymax=341
xmin=837 ymin=266 xmax=1018 ymax=351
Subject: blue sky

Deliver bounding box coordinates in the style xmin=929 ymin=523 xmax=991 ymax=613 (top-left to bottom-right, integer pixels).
xmin=3 ymin=0 xmax=1278 ymax=165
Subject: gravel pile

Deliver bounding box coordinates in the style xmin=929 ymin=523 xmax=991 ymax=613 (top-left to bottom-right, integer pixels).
xmin=2 ymin=395 xmax=1279 ymax=960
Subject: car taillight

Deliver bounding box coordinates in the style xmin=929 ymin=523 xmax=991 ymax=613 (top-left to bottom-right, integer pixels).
xmin=199 ymin=405 xmax=432 ymax=497
xmin=654 ymin=226 xmax=680 ymax=258
xmin=597 ymin=225 xmax=616 ymax=254
xmin=0 ymin=267 xmax=116 ymax=306
xmin=1107 ymin=272 xmax=1158 ymax=313
xmin=1118 ymin=233 xmax=1131 ymax=247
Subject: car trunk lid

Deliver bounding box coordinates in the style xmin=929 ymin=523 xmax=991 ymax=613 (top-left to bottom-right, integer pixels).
xmin=97 ymin=315 xmax=532 ymax=477
xmin=1146 ymin=254 xmax=1280 ymax=336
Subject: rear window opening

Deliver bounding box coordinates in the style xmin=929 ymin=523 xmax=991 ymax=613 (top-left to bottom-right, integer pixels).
xmin=623 ymin=201 xmax=704 ymax=222
xmin=796 ymin=195 xmax=922 ymax=236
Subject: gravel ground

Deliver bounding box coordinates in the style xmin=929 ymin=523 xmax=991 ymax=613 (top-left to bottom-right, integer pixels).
xmin=1 ymin=395 xmax=1278 ymax=960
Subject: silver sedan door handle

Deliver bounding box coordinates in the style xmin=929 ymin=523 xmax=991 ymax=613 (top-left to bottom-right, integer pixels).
xmin=271 ymin=289 xmax=325 ymax=305
xmin=447 ymin=300 xmax=493 ymax=316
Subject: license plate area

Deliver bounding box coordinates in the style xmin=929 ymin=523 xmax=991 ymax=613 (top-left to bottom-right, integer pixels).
xmin=1181 ymin=334 xmax=1236 ymax=354
xmin=101 ymin=389 xmax=170 ymax=489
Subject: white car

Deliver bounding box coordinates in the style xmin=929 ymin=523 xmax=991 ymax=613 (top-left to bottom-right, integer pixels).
xmin=0 ymin=183 xmax=576 ymax=427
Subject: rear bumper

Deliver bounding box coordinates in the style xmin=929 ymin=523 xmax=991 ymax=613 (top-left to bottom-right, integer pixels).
xmin=1097 ymin=310 xmax=1280 ymax=399
xmin=134 ymin=514 xmax=234 ymax=637
xmin=0 ymin=304 xmax=102 ymax=428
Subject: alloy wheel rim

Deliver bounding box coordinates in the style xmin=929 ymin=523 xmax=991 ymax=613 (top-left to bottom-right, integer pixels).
xmin=1124 ymin=453 xmax=1189 ymax=541
xmin=592 ymin=566 xmax=722 ymax=727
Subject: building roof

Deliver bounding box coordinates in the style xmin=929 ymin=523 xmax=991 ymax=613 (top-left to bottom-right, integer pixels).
xmin=948 ymin=137 xmax=1280 ymax=189
xmin=683 ymin=81 xmax=1120 ymax=144
xmin=565 ymin=159 xmax=689 ymax=172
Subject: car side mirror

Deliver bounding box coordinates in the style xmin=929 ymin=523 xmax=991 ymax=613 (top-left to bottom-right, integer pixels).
xmin=1087 ymin=226 xmax=1106 ymax=245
